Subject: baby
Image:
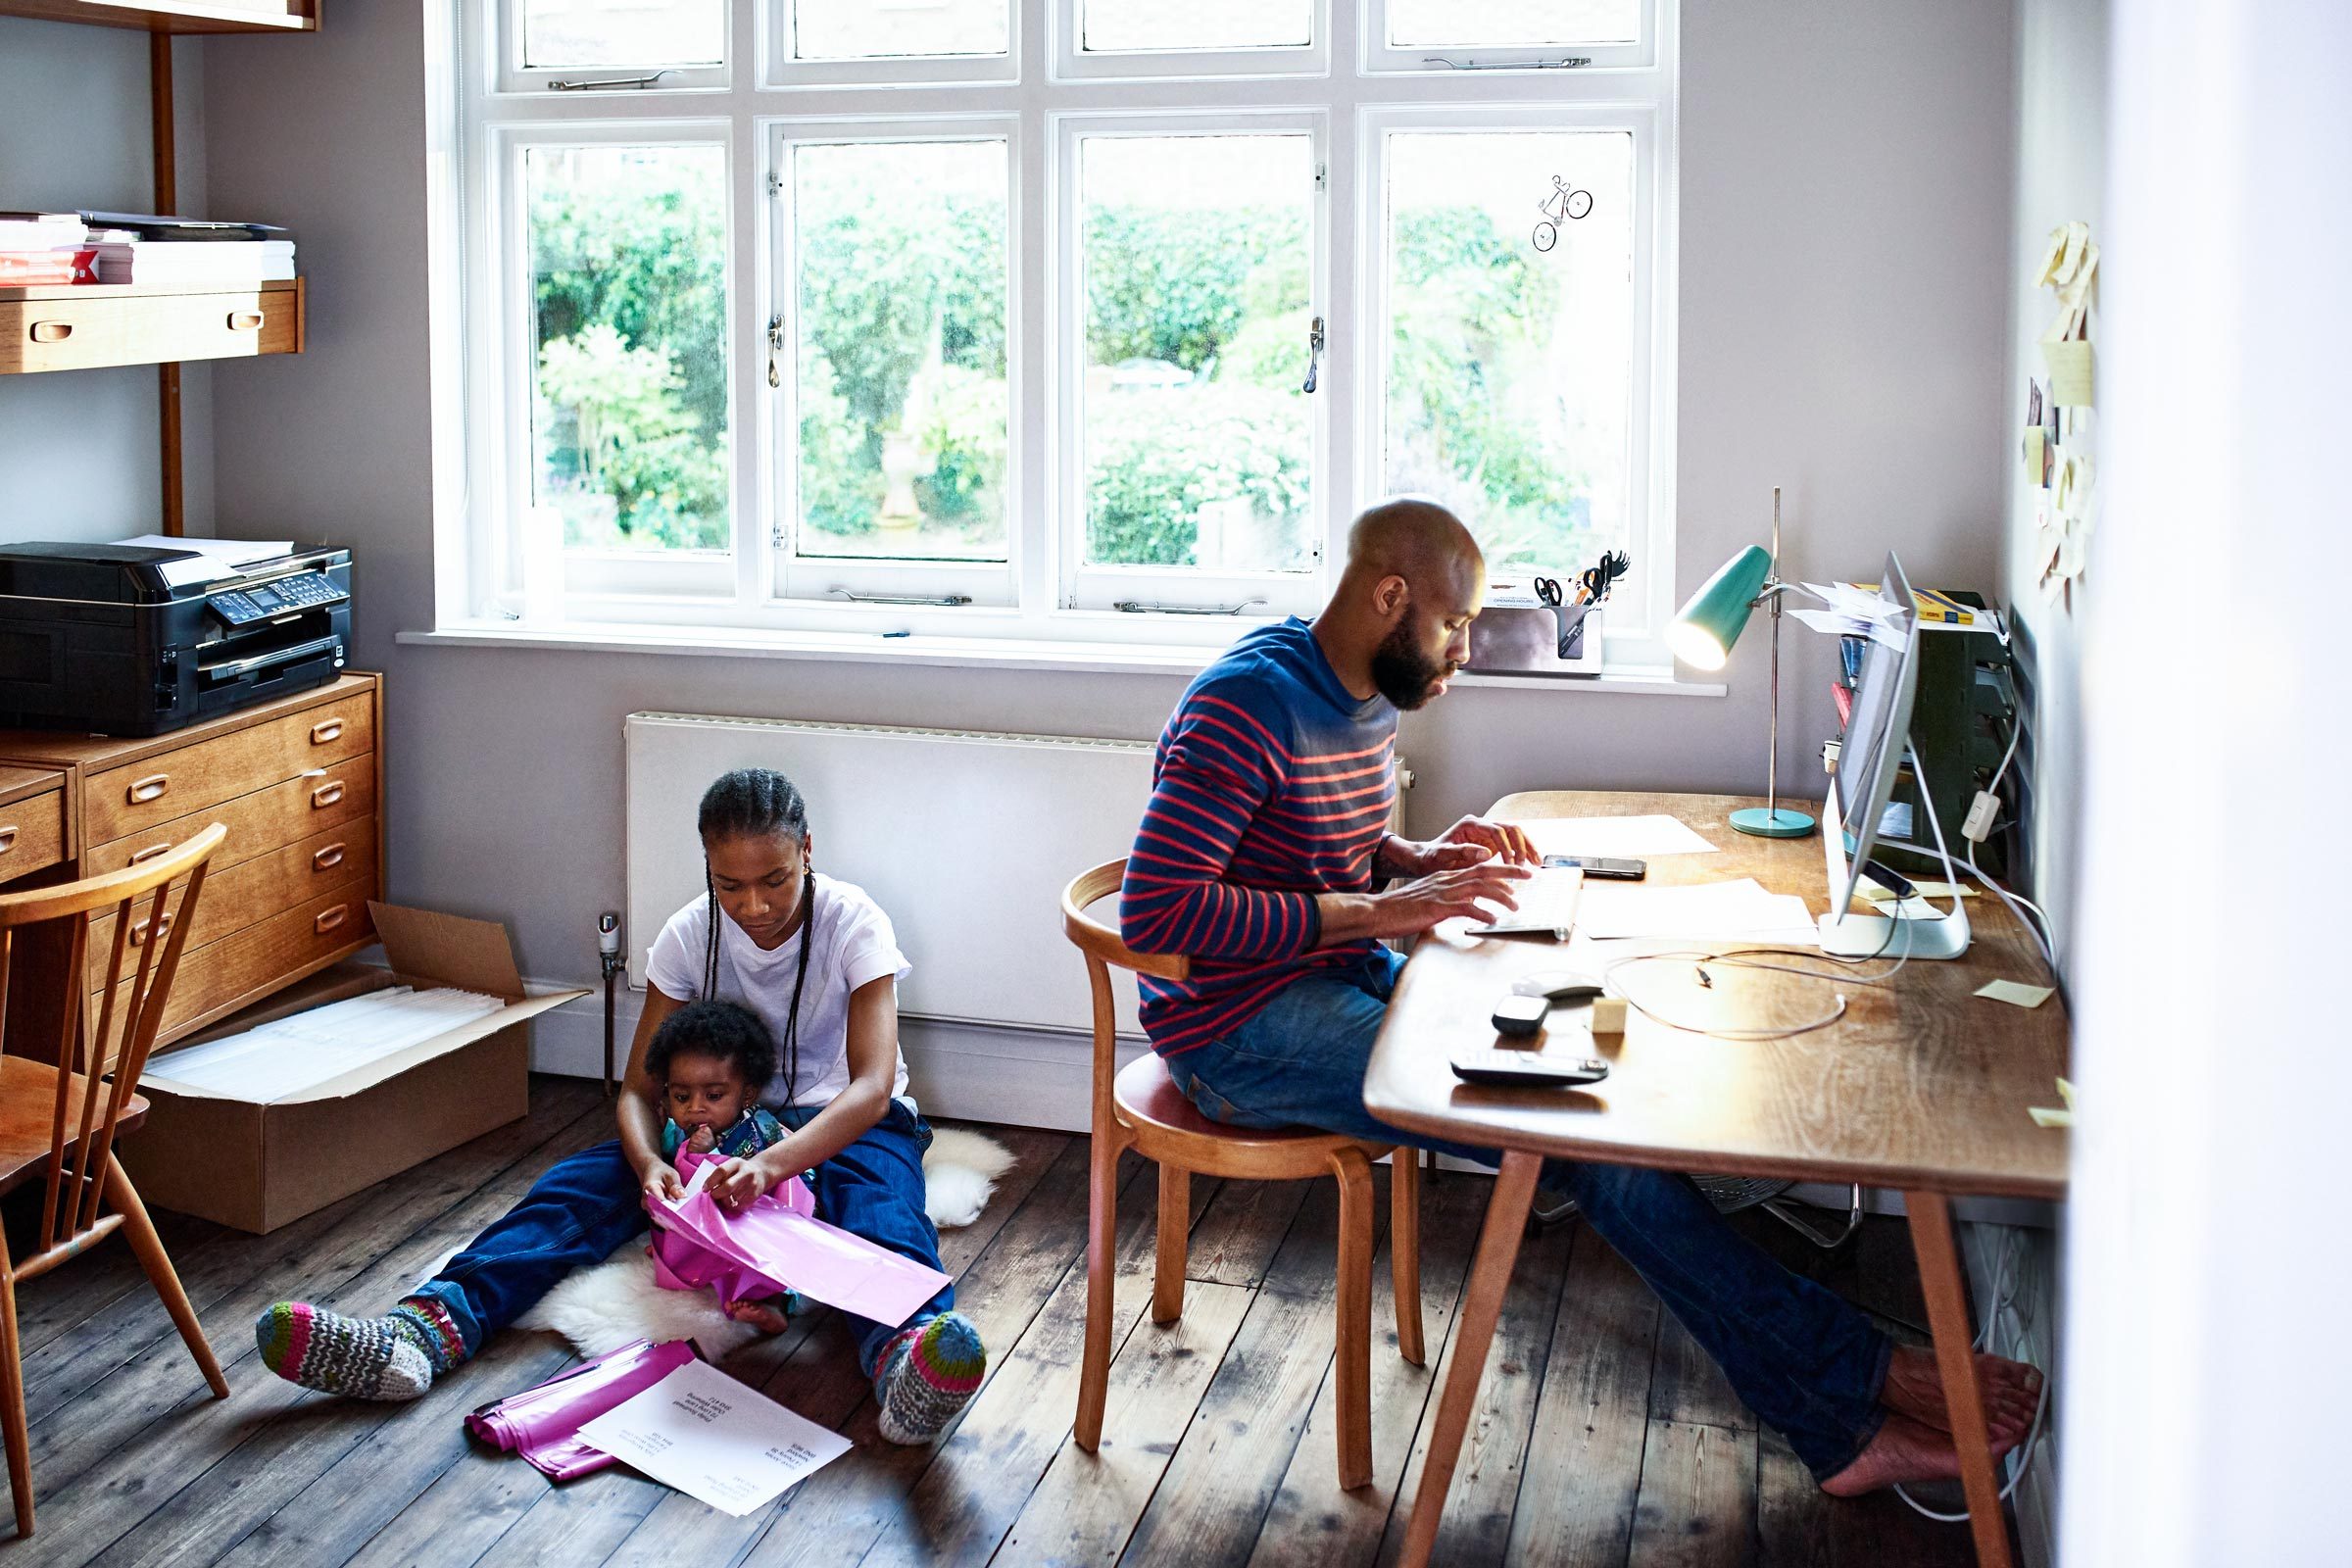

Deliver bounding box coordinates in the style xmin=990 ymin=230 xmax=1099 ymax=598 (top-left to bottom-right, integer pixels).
xmin=644 ymin=999 xmax=796 ymax=1334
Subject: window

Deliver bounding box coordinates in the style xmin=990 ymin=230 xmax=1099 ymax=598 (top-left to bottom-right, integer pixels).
xmin=444 ymin=0 xmax=1677 ymax=662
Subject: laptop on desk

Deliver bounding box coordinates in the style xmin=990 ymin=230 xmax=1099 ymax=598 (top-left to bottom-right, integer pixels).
xmin=1468 ymin=864 xmax=1584 ymax=939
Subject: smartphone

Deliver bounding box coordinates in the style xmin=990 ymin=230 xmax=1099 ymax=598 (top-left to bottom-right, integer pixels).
xmin=1542 ymin=855 xmax=1646 ymax=880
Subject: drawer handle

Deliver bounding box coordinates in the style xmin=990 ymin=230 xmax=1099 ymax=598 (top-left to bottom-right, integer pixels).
xmin=315 ymin=906 xmax=349 ymax=935
xmin=128 ymin=841 xmax=174 ymax=865
xmin=130 ymin=912 xmax=175 ymax=947
xmin=227 ymin=310 xmax=265 ymax=332
xmin=0 ymin=827 xmax=15 ymax=855
xmin=127 ymin=774 xmax=171 ymax=805
xmin=29 ymin=320 xmax=73 ymax=344
xmin=311 ymin=780 xmax=345 ymax=808
xmin=313 ymin=843 xmax=346 ymax=871
xmin=310 ymin=717 xmax=344 ymax=745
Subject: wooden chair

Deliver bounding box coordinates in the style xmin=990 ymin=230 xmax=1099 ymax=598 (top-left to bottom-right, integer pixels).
xmin=0 ymin=823 xmax=230 ymax=1539
xmin=1062 ymin=858 xmax=1423 ymax=1490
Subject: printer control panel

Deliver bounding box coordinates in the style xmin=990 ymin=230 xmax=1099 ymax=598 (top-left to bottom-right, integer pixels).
xmin=207 ymin=571 xmax=346 ymax=628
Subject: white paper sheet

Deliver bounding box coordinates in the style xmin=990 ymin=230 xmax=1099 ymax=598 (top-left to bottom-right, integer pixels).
xmin=1575 ymin=878 xmax=1819 ymax=944
xmin=1509 ymin=814 xmax=1721 ymax=860
xmin=113 ymin=534 xmax=294 ymax=588
xmin=143 ymin=986 xmax=506 ymax=1101
xmin=576 ymin=1359 xmax=852 ymax=1516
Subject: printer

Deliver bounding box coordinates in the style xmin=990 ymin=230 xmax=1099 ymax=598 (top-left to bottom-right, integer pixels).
xmin=0 ymin=541 xmax=352 ymax=736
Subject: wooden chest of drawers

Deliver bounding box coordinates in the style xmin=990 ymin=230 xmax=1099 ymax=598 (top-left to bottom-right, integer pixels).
xmin=0 ymin=673 xmax=384 ymax=1054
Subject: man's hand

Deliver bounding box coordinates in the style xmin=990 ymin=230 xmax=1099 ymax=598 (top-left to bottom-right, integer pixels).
xmin=706 ymin=1153 xmax=778 ymax=1213
xmin=1380 ymin=816 xmax=1540 ymax=879
xmin=640 ymin=1159 xmax=685 ymax=1205
xmin=1320 ymin=857 xmax=1533 ymax=945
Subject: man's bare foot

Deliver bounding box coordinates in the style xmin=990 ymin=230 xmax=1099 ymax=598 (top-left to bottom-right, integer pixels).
xmin=1880 ymin=1345 xmax=2041 ymax=1442
xmin=1820 ymin=1411 xmax=2022 ymax=1497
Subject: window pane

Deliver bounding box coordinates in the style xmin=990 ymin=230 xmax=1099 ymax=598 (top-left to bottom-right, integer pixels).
xmin=1082 ymin=0 xmax=1309 ymax=53
xmin=527 ymin=145 xmax=730 ymax=553
xmin=791 ymin=141 xmax=1009 ymax=563
xmin=521 ymin=0 xmax=722 ymax=67
xmin=1388 ymin=0 xmax=1638 ymax=49
xmin=791 ymin=0 xmax=1006 ymax=59
xmin=1382 ymin=130 xmax=1634 ymax=576
xmin=1081 ymin=135 xmax=1314 ymax=573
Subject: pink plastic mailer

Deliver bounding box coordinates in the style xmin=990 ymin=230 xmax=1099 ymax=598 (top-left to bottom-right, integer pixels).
xmin=466 ymin=1337 xmax=698 ymax=1480
xmin=649 ymin=1158 xmax=950 ymax=1329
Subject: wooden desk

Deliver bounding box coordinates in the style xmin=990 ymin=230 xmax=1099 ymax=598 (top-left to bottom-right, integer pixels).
xmin=1366 ymin=791 xmax=2067 ymax=1568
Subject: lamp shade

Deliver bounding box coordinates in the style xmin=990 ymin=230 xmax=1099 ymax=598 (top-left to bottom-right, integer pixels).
xmin=1665 ymin=544 xmax=1773 ymax=671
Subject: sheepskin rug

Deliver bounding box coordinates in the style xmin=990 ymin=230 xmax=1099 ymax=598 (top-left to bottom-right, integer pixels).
xmin=517 ymin=1125 xmax=1017 ymax=1358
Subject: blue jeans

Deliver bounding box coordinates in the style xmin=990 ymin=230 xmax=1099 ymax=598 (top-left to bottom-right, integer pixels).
xmin=1162 ymin=947 xmax=1891 ymax=1480
xmin=411 ymin=1098 xmax=954 ymax=1376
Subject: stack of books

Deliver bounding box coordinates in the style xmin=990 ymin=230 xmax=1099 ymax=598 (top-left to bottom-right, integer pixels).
xmin=0 ymin=213 xmax=95 ymax=286
xmin=82 ymin=212 xmax=296 ymax=286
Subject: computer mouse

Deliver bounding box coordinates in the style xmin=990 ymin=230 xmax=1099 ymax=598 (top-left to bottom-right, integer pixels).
xmin=1512 ymin=970 xmax=1605 ymax=1004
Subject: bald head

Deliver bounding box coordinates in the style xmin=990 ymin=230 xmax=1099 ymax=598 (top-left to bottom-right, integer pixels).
xmin=1344 ymin=498 xmax=1484 ymax=596
xmin=1309 ymin=499 xmax=1486 ymax=710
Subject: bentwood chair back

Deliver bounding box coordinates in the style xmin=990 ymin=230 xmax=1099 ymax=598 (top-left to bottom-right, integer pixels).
xmin=1061 ymin=858 xmax=1423 ymax=1490
xmin=0 ymin=822 xmax=231 ymax=1539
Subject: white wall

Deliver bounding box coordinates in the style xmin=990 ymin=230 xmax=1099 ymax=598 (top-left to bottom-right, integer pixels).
xmin=2062 ymin=2 xmax=2351 ymax=1560
xmin=198 ymin=0 xmax=2016 ymax=987
xmin=0 ymin=17 xmax=213 ymax=541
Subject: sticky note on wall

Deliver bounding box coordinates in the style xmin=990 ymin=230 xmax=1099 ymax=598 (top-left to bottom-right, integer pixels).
xmin=2043 ymin=339 xmax=2095 ymax=407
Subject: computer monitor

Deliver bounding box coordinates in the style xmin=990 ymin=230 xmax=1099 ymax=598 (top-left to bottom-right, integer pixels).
xmin=1817 ymin=552 xmax=1972 ymax=959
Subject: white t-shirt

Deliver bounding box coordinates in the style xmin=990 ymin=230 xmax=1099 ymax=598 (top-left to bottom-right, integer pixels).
xmin=644 ymin=872 xmax=911 ymax=1108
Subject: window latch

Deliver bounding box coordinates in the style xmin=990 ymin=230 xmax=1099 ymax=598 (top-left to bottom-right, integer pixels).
xmin=1420 ymin=55 xmax=1592 ymax=71
xmin=766 ymin=315 xmax=783 ymax=388
xmin=827 ymin=588 xmax=972 ymax=608
xmin=1302 ymin=316 xmax=1325 ymax=394
xmin=1112 ymin=597 xmax=1270 ymax=616
xmin=548 ymin=70 xmax=675 ymax=91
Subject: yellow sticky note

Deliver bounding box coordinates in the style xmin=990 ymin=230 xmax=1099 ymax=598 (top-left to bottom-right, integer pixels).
xmin=2056 ymin=1076 xmax=2075 ymax=1109
xmin=2023 ymin=426 xmax=2046 ymax=488
xmin=2043 ymin=338 xmax=2095 ymax=406
xmin=2029 ymin=1105 xmax=2073 ymax=1129
xmin=1977 ymin=979 xmax=2055 ymax=1008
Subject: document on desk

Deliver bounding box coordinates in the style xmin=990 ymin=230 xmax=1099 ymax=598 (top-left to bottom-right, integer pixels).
xmin=575 ymin=1358 xmax=851 ymax=1516
xmin=1509 ymin=814 xmax=1720 ymax=860
xmin=1576 ymin=878 xmax=1819 ymax=944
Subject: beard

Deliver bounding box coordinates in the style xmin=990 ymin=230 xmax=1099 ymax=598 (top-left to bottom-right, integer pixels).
xmin=1370 ymin=617 xmax=1452 ymax=710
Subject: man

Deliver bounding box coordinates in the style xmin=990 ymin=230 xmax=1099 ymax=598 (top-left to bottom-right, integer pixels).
xmin=1121 ymin=498 xmax=2040 ymax=1494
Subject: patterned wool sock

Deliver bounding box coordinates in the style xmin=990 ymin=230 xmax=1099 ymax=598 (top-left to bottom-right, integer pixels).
xmin=254 ymin=1296 xmax=462 ymax=1401
xmin=873 ymin=1310 xmax=987 ymax=1446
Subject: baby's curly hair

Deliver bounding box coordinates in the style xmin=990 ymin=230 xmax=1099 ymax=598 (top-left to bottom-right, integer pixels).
xmin=645 ymin=999 xmax=778 ymax=1094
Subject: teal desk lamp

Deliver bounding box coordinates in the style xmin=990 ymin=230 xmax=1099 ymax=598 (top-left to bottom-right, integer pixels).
xmin=1667 ymin=488 xmax=1818 ymax=838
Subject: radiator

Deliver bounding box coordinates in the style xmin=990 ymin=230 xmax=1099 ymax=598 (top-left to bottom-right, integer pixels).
xmin=623 ymin=713 xmax=1157 ymax=1037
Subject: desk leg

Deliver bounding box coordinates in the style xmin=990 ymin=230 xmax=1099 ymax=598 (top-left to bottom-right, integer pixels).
xmin=1396 ymin=1150 xmax=1541 ymax=1568
xmin=1905 ymin=1189 xmax=2014 ymax=1568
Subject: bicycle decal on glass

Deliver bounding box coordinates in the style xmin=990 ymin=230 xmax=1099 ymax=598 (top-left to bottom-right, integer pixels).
xmin=1532 ymin=174 xmax=1594 ymax=253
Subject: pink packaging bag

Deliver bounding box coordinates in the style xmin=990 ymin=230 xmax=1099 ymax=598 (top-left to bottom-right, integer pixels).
xmin=466 ymin=1337 xmax=698 ymax=1481
xmin=648 ymin=1156 xmax=949 ymax=1328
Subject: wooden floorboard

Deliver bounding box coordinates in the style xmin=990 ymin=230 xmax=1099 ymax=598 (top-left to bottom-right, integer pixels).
xmin=4 ymin=1084 xmax=2018 ymax=1568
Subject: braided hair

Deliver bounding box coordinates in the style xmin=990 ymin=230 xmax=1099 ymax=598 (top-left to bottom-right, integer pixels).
xmin=698 ymin=768 xmax=815 ymax=1104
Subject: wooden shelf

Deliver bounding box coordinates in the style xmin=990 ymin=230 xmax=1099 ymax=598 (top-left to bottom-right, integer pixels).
xmin=0 ymin=277 xmax=304 ymax=374
xmin=0 ymin=0 xmax=316 ymax=31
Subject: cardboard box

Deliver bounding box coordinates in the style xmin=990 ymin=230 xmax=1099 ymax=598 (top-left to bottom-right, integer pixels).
xmin=119 ymin=904 xmax=589 ymax=1234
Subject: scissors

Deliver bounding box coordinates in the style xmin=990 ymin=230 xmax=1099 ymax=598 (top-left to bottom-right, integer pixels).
xmin=1534 ymin=575 xmax=1565 ymax=608
xmin=1578 ymin=550 xmax=1631 ymax=604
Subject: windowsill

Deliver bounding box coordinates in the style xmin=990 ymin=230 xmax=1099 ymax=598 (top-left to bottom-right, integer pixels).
xmin=393 ymin=619 xmax=1729 ymax=695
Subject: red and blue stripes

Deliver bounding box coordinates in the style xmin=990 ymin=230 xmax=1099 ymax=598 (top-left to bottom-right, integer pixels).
xmin=1121 ymin=620 xmax=1396 ymax=1057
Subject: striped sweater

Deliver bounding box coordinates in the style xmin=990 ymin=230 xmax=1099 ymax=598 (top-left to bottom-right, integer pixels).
xmin=1121 ymin=618 xmax=1397 ymax=1056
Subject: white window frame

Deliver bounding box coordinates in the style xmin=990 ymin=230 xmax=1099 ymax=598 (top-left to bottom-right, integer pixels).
xmin=761 ymin=0 xmax=1018 ymax=90
xmin=1055 ymin=111 xmax=1330 ymax=617
xmin=492 ymin=0 xmax=731 ymax=95
xmin=768 ymin=117 xmax=1023 ymax=609
xmin=1052 ymin=0 xmax=1328 ymax=83
xmin=1358 ymin=99 xmax=1676 ymax=662
xmin=437 ymin=0 xmax=1679 ymax=665
xmin=1362 ymin=0 xmax=1655 ymax=75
